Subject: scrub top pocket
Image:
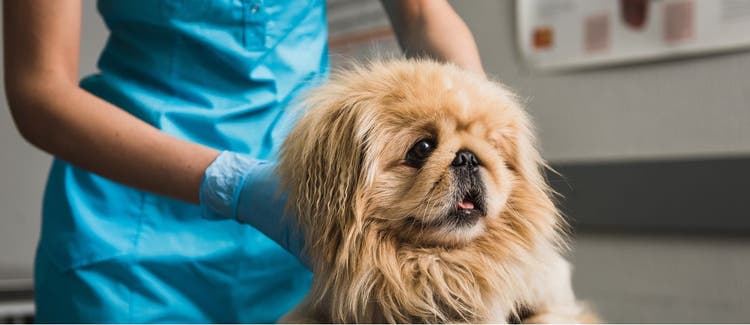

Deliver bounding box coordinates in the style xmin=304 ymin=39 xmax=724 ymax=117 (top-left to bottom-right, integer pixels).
xmin=162 ymin=0 xmax=269 ymax=51
xmin=38 ymin=160 xmax=146 ymax=272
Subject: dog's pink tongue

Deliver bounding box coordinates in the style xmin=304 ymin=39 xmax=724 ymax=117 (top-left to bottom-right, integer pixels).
xmin=457 ymin=201 xmax=475 ymax=210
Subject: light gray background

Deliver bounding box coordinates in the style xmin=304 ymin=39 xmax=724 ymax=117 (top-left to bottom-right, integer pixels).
xmin=1 ymin=1 xmax=748 ymax=322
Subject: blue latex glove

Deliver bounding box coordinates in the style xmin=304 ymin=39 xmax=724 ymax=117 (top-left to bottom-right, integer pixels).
xmin=200 ymin=151 xmax=307 ymax=266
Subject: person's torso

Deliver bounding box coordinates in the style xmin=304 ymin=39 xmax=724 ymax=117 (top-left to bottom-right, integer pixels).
xmin=37 ymin=1 xmax=328 ymax=322
xmin=84 ymin=0 xmax=329 ymax=156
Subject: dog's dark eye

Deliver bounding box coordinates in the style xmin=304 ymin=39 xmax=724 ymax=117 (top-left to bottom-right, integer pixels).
xmin=405 ymin=138 xmax=436 ymax=168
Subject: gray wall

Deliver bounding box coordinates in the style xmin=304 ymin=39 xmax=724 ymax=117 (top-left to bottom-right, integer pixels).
xmin=450 ymin=1 xmax=750 ymax=163
xmin=1 ymin=1 xmax=749 ymax=283
xmin=0 ymin=4 xmax=107 ymax=286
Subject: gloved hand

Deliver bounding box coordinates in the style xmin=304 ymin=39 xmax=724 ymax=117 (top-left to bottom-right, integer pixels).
xmin=199 ymin=151 xmax=308 ymax=266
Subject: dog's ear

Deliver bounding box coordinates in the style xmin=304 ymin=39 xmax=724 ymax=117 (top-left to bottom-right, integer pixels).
xmin=492 ymin=87 xmax=564 ymax=242
xmin=279 ymin=86 xmax=377 ymax=266
xmin=489 ymin=89 xmax=547 ymax=190
xmin=508 ymin=115 xmax=547 ymax=190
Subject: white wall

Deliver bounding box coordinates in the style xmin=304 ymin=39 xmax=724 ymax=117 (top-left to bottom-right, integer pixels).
xmin=450 ymin=1 xmax=750 ymax=163
xmin=0 ymin=4 xmax=107 ymax=286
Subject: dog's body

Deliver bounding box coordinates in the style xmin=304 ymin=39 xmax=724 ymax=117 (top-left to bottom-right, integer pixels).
xmin=278 ymin=60 xmax=596 ymax=323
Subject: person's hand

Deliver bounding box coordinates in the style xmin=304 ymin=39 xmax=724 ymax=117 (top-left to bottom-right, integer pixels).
xmin=200 ymin=151 xmax=307 ymax=266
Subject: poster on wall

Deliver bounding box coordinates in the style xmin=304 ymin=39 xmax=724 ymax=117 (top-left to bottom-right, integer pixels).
xmin=517 ymin=0 xmax=750 ymax=70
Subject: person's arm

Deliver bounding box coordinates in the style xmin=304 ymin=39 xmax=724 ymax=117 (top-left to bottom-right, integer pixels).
xmin=5 ymin=1 xmax=304 ymax=260
xmin=381 ymin=0 xmax=485 ymax=75
xmin=3 ymin=0 xmax=219 ymax=203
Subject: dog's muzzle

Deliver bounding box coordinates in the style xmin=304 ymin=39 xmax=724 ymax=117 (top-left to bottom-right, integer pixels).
xmin=449 ymin=149 xmax=487 ymax=225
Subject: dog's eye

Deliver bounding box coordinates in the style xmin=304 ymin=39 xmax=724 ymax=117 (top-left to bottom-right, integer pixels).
xmin=405 ymin=138 xmax=436 ymax=168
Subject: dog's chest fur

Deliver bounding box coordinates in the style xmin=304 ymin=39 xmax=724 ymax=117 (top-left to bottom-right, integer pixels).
xmin=284 ymin=234 xmax=558 ymax=324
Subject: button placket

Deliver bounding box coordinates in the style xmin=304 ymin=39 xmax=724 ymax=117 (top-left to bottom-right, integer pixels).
xmin=242 ymin=0 xmax=268 ymax=50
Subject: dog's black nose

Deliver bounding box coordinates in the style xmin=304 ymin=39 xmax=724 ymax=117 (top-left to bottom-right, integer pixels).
xmin=452 ymin=149 xmax=479 ymax=168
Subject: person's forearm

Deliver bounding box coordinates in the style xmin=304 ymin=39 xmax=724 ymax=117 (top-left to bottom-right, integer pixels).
xmin=383 ymin=0 xmax=484 ymax=75
xmin=7 ymin=76 xmax=219 ymax=204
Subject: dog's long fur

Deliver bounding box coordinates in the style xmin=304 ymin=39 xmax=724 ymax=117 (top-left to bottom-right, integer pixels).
xmin=278 ymin=60 xmax=597 ymax=323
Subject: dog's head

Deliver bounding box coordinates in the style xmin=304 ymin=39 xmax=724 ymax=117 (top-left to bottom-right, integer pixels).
xmin=280 ymin=60 xmax=559 ymax=266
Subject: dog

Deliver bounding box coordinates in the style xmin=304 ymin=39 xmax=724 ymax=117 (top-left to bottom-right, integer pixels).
xmin=278 ymin=59 xmax=597 ymax=323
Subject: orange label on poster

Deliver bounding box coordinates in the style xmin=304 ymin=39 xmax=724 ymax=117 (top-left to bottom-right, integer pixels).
xmin=533 ymin=26 xmax=554 ymax=50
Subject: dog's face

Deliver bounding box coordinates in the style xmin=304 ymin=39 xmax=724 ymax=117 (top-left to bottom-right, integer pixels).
xmin=367 ymin=77 xmax=524 ymax=247
xmin=282 ymin=60 xmax=547 ymax=259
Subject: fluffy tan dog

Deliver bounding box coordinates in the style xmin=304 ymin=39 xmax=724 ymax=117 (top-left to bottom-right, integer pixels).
xmin=278 ymin=59 xmax=597 ymax=323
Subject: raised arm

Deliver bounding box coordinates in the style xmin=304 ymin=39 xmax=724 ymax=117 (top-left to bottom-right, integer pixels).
xmin=3 ymin=0 xmax=219 ymax=203
xmin=381 ymin=0 xmax=485 ymax=75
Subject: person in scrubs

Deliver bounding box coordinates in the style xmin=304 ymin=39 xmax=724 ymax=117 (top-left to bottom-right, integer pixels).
xmin=4 ymin=0 xmax=485 ymax=322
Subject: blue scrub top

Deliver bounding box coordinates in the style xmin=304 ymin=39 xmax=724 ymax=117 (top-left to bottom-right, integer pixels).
xmin=35 ymin=0 xmax=328 ymax=322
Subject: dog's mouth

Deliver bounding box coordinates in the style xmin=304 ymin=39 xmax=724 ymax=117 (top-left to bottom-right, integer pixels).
xmin=397 ymin=172 xmax=490 ymax=247
xmin=403 ymin=191 xmax=486 ymax=231
xmin=447 ymin=190 xmax=486 ymax=227
xmin=397 ymin=186 xmax=489 ymax=247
